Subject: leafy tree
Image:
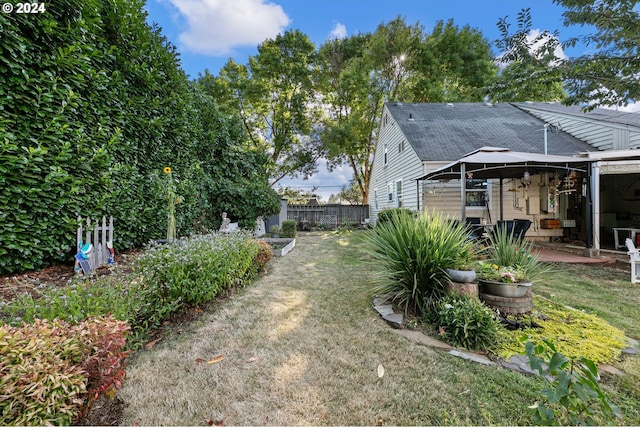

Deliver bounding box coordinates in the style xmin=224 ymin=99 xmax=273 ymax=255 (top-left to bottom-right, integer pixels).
xmin=318 ymin=17 xmax=496 ymax=204
xmin=207 ymin=30 xmax=324 ymax=186
xmin=317 ymin=33 xmax=380 ymax=205
xmin=412 ymin=20 xmax=498 ymax=102
xmin=492 ymin=2 xmax=640 ymax=109
xmin=556 ymin=0 xmax=640 ymax=109
xmin=276 ymin=186 xmax=318 ymax=205
xmin=335 ymin=179 xmax=365 ymax=205
xmin=490 ymin=8 xmax=567 ymax=102
xmin=188 ymin=86 xmax=280 ymax=229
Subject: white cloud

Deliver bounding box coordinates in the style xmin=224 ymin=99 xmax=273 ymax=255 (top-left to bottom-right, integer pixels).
xmin=528 ymin=29 xmax=567 ymax=62
xmin=164 ymin=0 xmax=290 ymax=55
xmin=328 ymin=22 xmax=347 ymax=40
xmin=604 ymin=103 xmax=640 ymax=113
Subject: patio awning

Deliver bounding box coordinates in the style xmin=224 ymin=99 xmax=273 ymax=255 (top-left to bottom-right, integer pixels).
xmin=416 ymin=147 xmax=593 ymax=181
xmin=415 ymin=148 xmax=597 ymax=250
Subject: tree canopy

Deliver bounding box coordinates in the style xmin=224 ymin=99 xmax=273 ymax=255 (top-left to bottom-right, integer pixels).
xmin=557 ymin=0 xmax=640 ymax=109
xmin=204 ymin=29 xmax=324 ymax=187
xmin=492 ymin=1 xmax=640 ymax=109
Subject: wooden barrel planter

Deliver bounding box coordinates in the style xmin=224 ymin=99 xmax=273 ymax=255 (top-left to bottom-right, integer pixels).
xmin=479 ymin=292 xmax=533 ymax=315
xmin=445 ymin=281 xmax=479 ymax=299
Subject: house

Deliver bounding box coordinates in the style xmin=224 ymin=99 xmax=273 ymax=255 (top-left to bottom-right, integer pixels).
xmin=369 ymin=101 xmax=640 ymax=252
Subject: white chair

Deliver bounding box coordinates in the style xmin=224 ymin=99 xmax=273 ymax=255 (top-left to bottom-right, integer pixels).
xmin=625 ymin=238 xmax=640 ymax=284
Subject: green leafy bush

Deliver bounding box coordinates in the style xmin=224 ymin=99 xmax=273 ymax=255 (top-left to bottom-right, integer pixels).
xmin=525 ymin=339 xmax=622 ymax=426
xmin=0 ymin=3 xmax=280 ymax=275
xmin=0 ymin=316 xmax=129 ymax=426
xmin=363 ymin=211 xmax=474 ymax=315
xmin=430 ymin=294 xmax=502 ymax=351
xmin=3 ymin=277 xmax=132 ymax=326
xmin=3 ymin=233 xmax=262 ymax=345
xmin=376 ymin=208 xmax=415 ymax=225
xmin=130 ymin=232 xmax=260 ymax=332
xmin=280 ymin=220 xmax=297 ymax=238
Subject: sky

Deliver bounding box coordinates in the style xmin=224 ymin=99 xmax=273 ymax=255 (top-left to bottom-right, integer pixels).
xmin=144 ymin=0 xmax=637 ymax=201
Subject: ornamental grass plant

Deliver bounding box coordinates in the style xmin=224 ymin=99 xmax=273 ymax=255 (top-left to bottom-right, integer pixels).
xmin=479 ymin=225 xmax=550 ymax=283
xmin=364 ymin=212 xmax=474 ymax=316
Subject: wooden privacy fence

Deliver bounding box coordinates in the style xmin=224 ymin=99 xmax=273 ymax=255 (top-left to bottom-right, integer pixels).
xmin=76 ymin=216 xmax=114 ymax=272
xmin=287 ymin=204 xmax=369 ymax=229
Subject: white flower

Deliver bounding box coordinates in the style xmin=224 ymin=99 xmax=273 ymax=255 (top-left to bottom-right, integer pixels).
xmin=444 ymin=303 xmax=454 ymax=309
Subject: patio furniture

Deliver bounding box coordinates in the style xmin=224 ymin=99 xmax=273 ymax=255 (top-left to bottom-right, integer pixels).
xmin=465 ymin=217 xmax=486 ymax=240
xmin=625 ymin=238 xmax=640 ymax=284
xmin=493 ymin=219 xmax=531 ymax=240
xmin=614 ymin=228 xmax=640 ymax=250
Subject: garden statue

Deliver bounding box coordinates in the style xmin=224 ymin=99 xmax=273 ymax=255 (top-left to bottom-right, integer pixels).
xmin=220 ymin=212 xmax=231 ymax=232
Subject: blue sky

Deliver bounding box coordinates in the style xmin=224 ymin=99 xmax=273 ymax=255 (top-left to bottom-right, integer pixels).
xmin=145 ymin=0 xmax=584 ymax=79
xmin=143 ymin=0 xmax=634 ymax=200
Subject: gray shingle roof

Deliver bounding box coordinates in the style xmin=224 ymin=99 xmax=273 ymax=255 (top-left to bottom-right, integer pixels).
xmin=513 ymin=102 xmax=640 ymax=128
xmin=385 ymin=102 xmax=599 ymax=162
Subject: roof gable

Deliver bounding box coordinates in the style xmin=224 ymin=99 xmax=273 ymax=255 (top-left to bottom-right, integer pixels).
xmin=384 ymin=102 xmax=598 ymax=162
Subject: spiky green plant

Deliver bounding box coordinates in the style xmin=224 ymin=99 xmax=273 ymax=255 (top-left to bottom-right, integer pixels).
xmin=363 ymin=212 xmax=474 ymax=315
xmin=484 ymin=225 xmax=550 ymax=282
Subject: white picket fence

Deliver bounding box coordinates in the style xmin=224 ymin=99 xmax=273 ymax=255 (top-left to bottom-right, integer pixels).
xmin=76 ymin=216 xmax=114 ymax=271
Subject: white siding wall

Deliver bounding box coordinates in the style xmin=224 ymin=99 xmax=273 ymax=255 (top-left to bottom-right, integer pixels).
xmin=520 ymin=108 xmax=640 ymax=151
xmin=369 ymin=106 xmax=424 ymax=223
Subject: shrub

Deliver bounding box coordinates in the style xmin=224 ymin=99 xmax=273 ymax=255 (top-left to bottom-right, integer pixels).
xmin=3 ymin=233 xmax=262 ymax=345
xmin=280 ymin=220 xmax=297 ymax=238
xmin=376 ymin=208 xmax=415 ymax=225
xmin=430 ymin=294 xmax=502 ymax=351
xmin=130 ymin=232 xmax=260 ymax=332
xmin=363 ymin=211 xmax=474 ymax=315
xmin=525 ymin=339 xmax=622 ymax=426
xmin=0 ymin=316 xmax=129 ymax=426
xmin=253 ymin=240 xmax=274 ymax=273
xmin=77 ymin=316 xmax=130 ymax=408
xmin=0 ymin=319 xmax=87 ymax=425
xmin=3 ymin=276 xmax=132 ymax=326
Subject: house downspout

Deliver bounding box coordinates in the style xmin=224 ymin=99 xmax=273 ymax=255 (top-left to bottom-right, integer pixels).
xmin=460 ymin=163 xmax=466 ymax=220
xmin=416 ymin=179 xmax=420 ymax=212
xmin=499 ymin=177 xmax=504 ymax=221
xmin=583 ymin=163 xmax=596 ymax=257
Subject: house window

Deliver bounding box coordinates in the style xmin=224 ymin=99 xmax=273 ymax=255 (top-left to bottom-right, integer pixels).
xmin=465 ymin=179 xmax=488 ymax=207
xmin=387 ymin=183 xmax=393 ymax=202
xmin=398 ymin=140 xmax=405 ymax=153
xmin=384 ymin=144 xmax=388 ymax=165
xmin=396 ymin=180 xmax=403 ymax=207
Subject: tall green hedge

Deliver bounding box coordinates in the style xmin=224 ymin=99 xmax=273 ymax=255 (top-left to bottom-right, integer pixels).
xmin=0 ymin=1 xmax=279 ymax=274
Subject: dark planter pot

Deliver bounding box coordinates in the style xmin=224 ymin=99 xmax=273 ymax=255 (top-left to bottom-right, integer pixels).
xmin=445 ymin=269 xmax=477 ymax=283
xmin=478 ymin=279 xmax=531 ymax=298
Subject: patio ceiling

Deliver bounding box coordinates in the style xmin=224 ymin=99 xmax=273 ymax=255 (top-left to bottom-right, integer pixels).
xmin=416 ymin=147 xmax=593 ymax=181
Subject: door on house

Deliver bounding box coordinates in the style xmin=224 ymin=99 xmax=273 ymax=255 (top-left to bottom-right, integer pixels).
xmin=562 ymin=186 xmax=586 ymax=243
